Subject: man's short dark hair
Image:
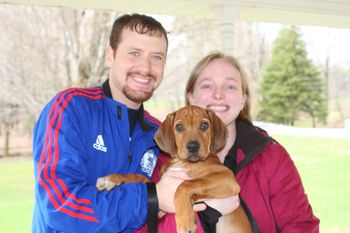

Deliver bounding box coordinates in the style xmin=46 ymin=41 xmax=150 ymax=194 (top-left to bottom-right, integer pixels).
xmin=109 ymin=13 xmax=168 ymax=53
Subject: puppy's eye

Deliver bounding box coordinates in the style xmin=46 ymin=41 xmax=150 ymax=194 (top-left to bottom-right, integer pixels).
xmin=200 ymin=122 xmax=209 ymax=131
xmin=175 ymin=123 xmax=184 ymax=133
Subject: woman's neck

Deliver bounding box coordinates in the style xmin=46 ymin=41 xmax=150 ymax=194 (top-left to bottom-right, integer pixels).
xmin=218 ymin=122 xmax=236 ymax=163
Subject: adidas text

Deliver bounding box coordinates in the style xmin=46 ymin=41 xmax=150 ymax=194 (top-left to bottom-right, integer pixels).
xmin=93 ymin=135 xmax=107 ymax=152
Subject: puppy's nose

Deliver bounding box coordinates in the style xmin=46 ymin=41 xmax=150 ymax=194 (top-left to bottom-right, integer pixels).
xmin=187 ymin=140 xmax=199 ymax=153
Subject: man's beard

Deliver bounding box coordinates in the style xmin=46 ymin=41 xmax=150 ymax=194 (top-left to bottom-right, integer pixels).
xmin=122 ymin=85 xmax=154 ymax=103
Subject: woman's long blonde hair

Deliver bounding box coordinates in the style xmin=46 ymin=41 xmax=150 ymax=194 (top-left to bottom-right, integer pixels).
xmin=185 ymin=51 xmax=252 ymax=122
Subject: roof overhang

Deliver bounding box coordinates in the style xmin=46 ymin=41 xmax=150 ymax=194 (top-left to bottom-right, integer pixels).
xmin=1 ymin=0 xmax=350 ymax=28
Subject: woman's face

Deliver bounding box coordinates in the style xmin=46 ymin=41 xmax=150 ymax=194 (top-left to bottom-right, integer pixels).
xmin=187 ymin=58 xmax=246 ymax=127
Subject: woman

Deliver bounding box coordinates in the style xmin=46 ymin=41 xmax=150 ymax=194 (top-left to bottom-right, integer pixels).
xmin=157 ymin=51 xmax=319 ymax=232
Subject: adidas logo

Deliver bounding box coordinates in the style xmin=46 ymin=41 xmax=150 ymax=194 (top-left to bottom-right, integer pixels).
xmin=93 ymin=135 xmax=107 ymax=152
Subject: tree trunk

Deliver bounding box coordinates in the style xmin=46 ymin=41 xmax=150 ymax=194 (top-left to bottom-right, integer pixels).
xmin=4 ymin=123 xmax=10 ymax=157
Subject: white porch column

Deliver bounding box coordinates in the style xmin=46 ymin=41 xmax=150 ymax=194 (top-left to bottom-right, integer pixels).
xmin=217 ymin=5 xmax=240 ymax=56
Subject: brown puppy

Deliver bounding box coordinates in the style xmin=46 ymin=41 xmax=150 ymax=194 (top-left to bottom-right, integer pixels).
xmin=96 ymin=105 xmax=252 ymax=233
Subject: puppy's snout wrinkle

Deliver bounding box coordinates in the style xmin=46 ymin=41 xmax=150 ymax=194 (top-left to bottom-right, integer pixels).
xmin=187 ymin=140 xmax=200 ymax=153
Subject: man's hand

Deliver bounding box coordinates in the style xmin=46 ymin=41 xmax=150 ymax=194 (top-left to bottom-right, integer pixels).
xmin=156 ymin=168 xmax=191 ymax=213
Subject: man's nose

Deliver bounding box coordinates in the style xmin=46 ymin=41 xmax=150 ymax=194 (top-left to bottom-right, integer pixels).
xmin=138 ymin=56 xmax=151 ymax=73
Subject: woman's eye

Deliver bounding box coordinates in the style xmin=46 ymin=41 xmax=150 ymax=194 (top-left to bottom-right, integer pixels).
xmin=226 ymin=81 xmax=241 ymax=91
xmin=226 ymin=85 xmax=236 ymax=90
xmin=200 ymin=122 xmax=209 ymax=131
xmin=201 ymin=84 xmax=211 ymax=89
xmin=175 ymin=123 xmax=184 ymax=133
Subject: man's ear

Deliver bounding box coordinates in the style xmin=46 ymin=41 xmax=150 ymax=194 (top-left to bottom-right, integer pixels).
xmin=154 ymin=112 xmax=177 ymax=156
xmin=207 ymin=110 xmax=227 ymax=153
xmin=105 ymin=45 xmax=114 ymax=67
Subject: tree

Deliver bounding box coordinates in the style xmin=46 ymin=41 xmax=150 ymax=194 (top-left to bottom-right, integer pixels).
xmin=258 ymin=26 xmax=327 ymax=126
xmin=0 ymin=5 xmax=116 ymax=156
xmin=328 ymin=65 xmax=350 ymax=126
xmin=0 ymin=5 xmax=115 ymax=118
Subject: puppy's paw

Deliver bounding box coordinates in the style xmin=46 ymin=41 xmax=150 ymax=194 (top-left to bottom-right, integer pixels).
xmin=177 ymin=224 xmax=197 ymax=233
xmin=96 ymin=176 xmax=118 ymax=191
xmin=176 ymin=217 xmax=197 ymax=233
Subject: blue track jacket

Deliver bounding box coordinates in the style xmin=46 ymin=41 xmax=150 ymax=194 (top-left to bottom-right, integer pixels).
xmin=32 ymin=81 xmax=161 ymax=233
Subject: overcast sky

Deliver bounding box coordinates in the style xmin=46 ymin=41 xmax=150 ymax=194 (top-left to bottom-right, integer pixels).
xmin=153 ymin=14 xmax=350 ymax=67
xmin=258 ymin=22 xmax=350 ymax=67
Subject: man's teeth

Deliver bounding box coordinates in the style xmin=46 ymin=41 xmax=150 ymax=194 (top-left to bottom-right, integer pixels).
xmin=134 ymin=77 xmax=149 ymax=84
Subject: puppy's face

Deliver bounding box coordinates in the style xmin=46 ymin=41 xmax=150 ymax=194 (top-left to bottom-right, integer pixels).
xmin=154 ymin=105 xmax=227 ymax=162
xmin=173 ymin=107 xmax=212 ymax=162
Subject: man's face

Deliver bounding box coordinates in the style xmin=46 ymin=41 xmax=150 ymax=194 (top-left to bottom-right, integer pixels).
xmin=105 ymin=28 xmax=167 ymax=109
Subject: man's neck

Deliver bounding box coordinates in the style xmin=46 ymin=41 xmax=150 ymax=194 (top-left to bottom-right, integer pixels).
xmin=128 ymin=107 xmax=141 ymax=135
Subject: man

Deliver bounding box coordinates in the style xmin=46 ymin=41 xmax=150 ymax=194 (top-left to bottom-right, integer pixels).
xmin=32 ymin=13 xmax=170 ymax=233
xmin=32 ymin=13 xmax=237 ymax=233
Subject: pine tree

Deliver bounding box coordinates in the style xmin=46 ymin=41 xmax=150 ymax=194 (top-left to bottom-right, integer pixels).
xmin=258 ymin=26 xmax=327 ymax=126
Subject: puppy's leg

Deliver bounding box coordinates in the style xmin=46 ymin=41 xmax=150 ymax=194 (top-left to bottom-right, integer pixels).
xmin=174 ymin=173 xmax=239 ymax=233
xmin=96 ymin=174 xmax=150 ymax=191
xmin=174 ymin=182 xmax=197 ymax=233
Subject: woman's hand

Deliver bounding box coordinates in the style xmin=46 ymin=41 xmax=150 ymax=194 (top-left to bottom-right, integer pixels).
xmin=156 ymin=167 xmax=240 ymax=216
xmin=193 ymin=195 xmax=240 ymax=215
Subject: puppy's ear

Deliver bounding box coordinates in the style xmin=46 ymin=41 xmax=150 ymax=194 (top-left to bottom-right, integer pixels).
xmin=154 ymin=112 xmax=177 ymax=156
xmin=207 ymin=110 xmax=228 ymax=153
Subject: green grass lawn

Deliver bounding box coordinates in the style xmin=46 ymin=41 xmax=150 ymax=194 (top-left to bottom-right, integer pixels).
xmin=0 ymin=135 xmax=349 ymax=232
xmin=0 ymin=156 xmax=34 ymax=233
xmin=272 ymin=135 xmax=350 ymax=233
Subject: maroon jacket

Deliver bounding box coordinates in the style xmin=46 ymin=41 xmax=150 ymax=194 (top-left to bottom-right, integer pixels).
xmin=137 ymin=120 xmax=319 ymax=233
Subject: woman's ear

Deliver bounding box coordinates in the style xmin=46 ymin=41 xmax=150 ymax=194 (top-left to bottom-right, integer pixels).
xmin=240 ymin=94 xmax=247 ymax=110
xmin=187 ymin=92 xmax=194 ymax=105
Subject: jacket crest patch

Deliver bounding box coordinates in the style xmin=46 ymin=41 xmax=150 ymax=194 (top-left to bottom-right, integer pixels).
xmin=141 ymin=149 xmax=157 ymax=177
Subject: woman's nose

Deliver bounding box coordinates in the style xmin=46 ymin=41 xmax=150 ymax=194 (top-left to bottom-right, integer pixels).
xmin=213 ymin=88 xmax=224 ymax=100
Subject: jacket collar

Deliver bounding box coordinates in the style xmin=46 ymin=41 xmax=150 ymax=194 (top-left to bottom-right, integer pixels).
xmin=236 ymin=120 xmax=272 ymax=159
xmin=102 ymin=79 xmax=154 ymax=132
xmin=224 ymin=119 xmax=273 ymax=174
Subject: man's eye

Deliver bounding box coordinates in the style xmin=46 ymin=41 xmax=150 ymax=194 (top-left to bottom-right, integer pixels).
xmin=175 ymin=123 xmax=184 ymax=133
xmin=200 ymin=122 xmax=209 ymax=131
xmin=129 ymin=51 xmax=140 ymax=56
xmin=151 ymin=55 xmax=163 ymax=61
